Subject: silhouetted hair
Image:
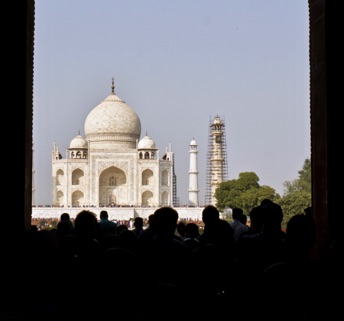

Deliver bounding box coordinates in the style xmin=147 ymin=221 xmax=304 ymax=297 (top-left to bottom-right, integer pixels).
xmin=153 ymin=206 xmax=179 ymax=237
xmin=60 ymin=212 xmax=71 ymax=221
xmin=240 ymin=213 xmax=248 ymax=225
xmin=74 ymin=210 xmax=98 ymax=237
xmin=261 ymin=201 xmax=284 ymax=225
xmin=185 ymin=222 xmax=200 ymax=239
xmin=100 ymin=210 xmax=109 ymax=219
xmin=304 ymin=206 xmax=313 ymax=218
xmin=249 ymin=206 xmax=264 ymax=231
xmin=232 ymin=208 xmax=244 ymax=220
xmin=286 ymin=213 xmax=316 ymax=251
xmin=202 ymin=205 xmax=220 ymax=226
xmin=134 ymin=217 xmax=144 ymax=228
xmin=260 ymin=198 xmax=273 ymax=208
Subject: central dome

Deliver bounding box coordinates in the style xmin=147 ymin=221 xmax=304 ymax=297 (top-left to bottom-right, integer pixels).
xmin=84 ymin=80 xmax=141 ymax=149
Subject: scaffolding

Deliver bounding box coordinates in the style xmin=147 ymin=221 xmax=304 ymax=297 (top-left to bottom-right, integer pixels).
xmin=205 ymin=115 xmax=228 ymax=206
xmin=172 ymin=152 xmax=178 ymax=206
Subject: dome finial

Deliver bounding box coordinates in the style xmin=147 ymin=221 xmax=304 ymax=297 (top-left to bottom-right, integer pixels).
xmin=111 ymin=77 xmax=115 ymax=94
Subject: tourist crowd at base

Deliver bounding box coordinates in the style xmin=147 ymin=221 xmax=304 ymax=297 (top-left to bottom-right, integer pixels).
xmin=2 ymin=201 xmax=341 ymax=321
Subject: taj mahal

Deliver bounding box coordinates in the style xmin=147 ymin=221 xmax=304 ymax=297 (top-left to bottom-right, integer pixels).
xmin=32 ymin=79 xmax=228 ymax=220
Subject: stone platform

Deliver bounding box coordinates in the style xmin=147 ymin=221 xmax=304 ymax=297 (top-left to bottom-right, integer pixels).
xmin=32 ymin=206 xmax=204 ymax=221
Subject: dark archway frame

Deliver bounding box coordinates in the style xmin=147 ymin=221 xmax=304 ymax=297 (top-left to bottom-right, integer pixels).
xmin=8 ymin=0 xmax=340 ymax=262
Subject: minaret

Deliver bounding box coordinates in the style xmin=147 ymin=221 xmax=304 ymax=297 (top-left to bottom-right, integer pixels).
xmin=188 ymin=138 xmax=199 ymax=206
xmin=205 ymin=115 xmax=228 ymax=205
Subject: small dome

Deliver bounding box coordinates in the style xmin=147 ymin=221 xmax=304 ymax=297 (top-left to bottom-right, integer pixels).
xmin=190 ymin=138 xmax=197 ymax=146
xmin=69 ymin=134 xmax=87 ymax=149
xmin=213 ymin=116 xmax=222 ymax=125
xmin=138 ymin=135 xmax=156 ymax=149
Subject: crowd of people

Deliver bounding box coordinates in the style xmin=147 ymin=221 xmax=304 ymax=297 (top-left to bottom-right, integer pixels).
xmin=2 ymin=200 xmax=341 ymax=321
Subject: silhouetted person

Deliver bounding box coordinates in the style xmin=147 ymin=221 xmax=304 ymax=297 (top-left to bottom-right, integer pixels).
xmin=262 ymin=213 xmax=318 ymax=321
xmin=59 ymin=212 xmax=74 ymax=228
xmin=236 ymin=205 xmax=264 ymax=267
xmin=73 ymin=209 xmax=103 ymax=270
xmin=247 ymin=205 xmax=264 ymax=234
xmin=230 ymin=207 xmax=249 ymax=242
xmin=183 ymin=222 xmax=201 ymax=251
xmin=132 ymin=216 xmax=144 ymax=237
xmin=148 ymin=206 xmax=191 ymax=287
xmin=116 ymin=223 xmax=129 ymax=235
xmin=239 ymin=213 xmax=248 ymax=225
xmin=60 ymin=212 xmax=71 ymax=221
xmin=175 ymin=221 xmax=186 ymax=240
xmin=99 ymin=246 xmax=143 ymax=320
xmin=190 ymin=205 xmax=236 ymax=315
xmin=98 ymin=210 xmax=117 ymax=237
xmin=138 ymin=213 xmax=156 ymax=241
xmin=197 ymin=205 xmax=235 ymax=250
xmin=56 ymin=219 xmax=74 ymax=240
xmin=185 ymin=222 xmax=200 ymax=239
xmin=70 ymin=210 xmax=103 ymax=319
xmin=285 ymin=213 xmax=316 ymax=265
xmin=304 ymin=206 xmax=313 ymax=218
xmin=235 ymin=200 xmax=287 ymax=279
xmin=118 ymin=228 xmax=139 ymax=253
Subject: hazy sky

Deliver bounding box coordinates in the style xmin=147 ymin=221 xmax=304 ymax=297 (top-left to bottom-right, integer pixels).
xmin=33 ymin=0 xmax=310 ymax=206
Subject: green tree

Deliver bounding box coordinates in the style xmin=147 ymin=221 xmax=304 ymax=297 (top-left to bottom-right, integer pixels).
xmin=215 ymin=159 xmax=312 ymax=227
xmin=279 ymin=190 xmax=312 ymax=226
xmin=215 ymin=172 xmax=279 ymax=213
xmin=283 ymin=158 xmax=311 ymax=194
xmin=279 ymin=158 xmax=312 ymax=224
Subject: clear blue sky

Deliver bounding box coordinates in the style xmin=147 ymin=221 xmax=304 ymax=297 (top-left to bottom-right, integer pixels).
xmin=33 ymin=0 xmax=310 ymax=206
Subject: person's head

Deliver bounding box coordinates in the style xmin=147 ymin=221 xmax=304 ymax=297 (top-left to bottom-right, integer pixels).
xmin=232 ymin=208 xmax=243 ymax=220
xmin=56 ymin=220 xmax=74 ymax=237
xmin=185 ymin=222 xmax=200 ymax=239
xmin=261 ymin=201 xmax=284 ymax=229
xmin=74 ymin=210 xmax=98 ymax=238
xmin=134 ymin=217 xmax=144 ymax=228
xmin=116 ymin=224 xmax=128 ymax=235
xmin=153 ymin=206 xmax=179 ymax=238
xmin=260 ymin=198 xmax=273 ymax=208
xmin=60 ymin=212 xmax=71 ymax=221
xmin=304 ymin=206 xmax=313 ymax=218
xmin=286 ymin=213 xmax=316 ymax=253
xmin=147 ymin=213 xmax=155 ymax=228
xmin=240 ymin=213 xmax=248 ymax=225
xmin=100 ymin=210 xmax=109 ymax=220
xmin=249 ymin=205 xmax=264 ymax=232
xmin=202 ymin=205 xmax=220 ymax=226
xmin=176 ymin=221 xmax=186 ymax=237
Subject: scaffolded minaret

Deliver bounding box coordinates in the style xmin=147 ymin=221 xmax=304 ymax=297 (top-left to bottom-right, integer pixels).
xmin=205 ymin=115 xmax=228 ymax=206
xmin=188 ymin=138 xmax=199 ymax=206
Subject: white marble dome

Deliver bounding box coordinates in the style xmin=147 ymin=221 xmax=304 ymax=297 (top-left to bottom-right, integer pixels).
xmin=69 ymin=134 xmax=87 ymax=149
xmin=138 ymin=135 xmax=157 ymax=149
xmin=190 ymin=138 xmax=197 ymax=146
xmin=84 ymin=83 xmax=141 ymax=146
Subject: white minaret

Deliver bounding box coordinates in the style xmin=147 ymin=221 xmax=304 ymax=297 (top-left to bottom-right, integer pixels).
xmin=188 ymin=138 xmax=199 ymax=206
